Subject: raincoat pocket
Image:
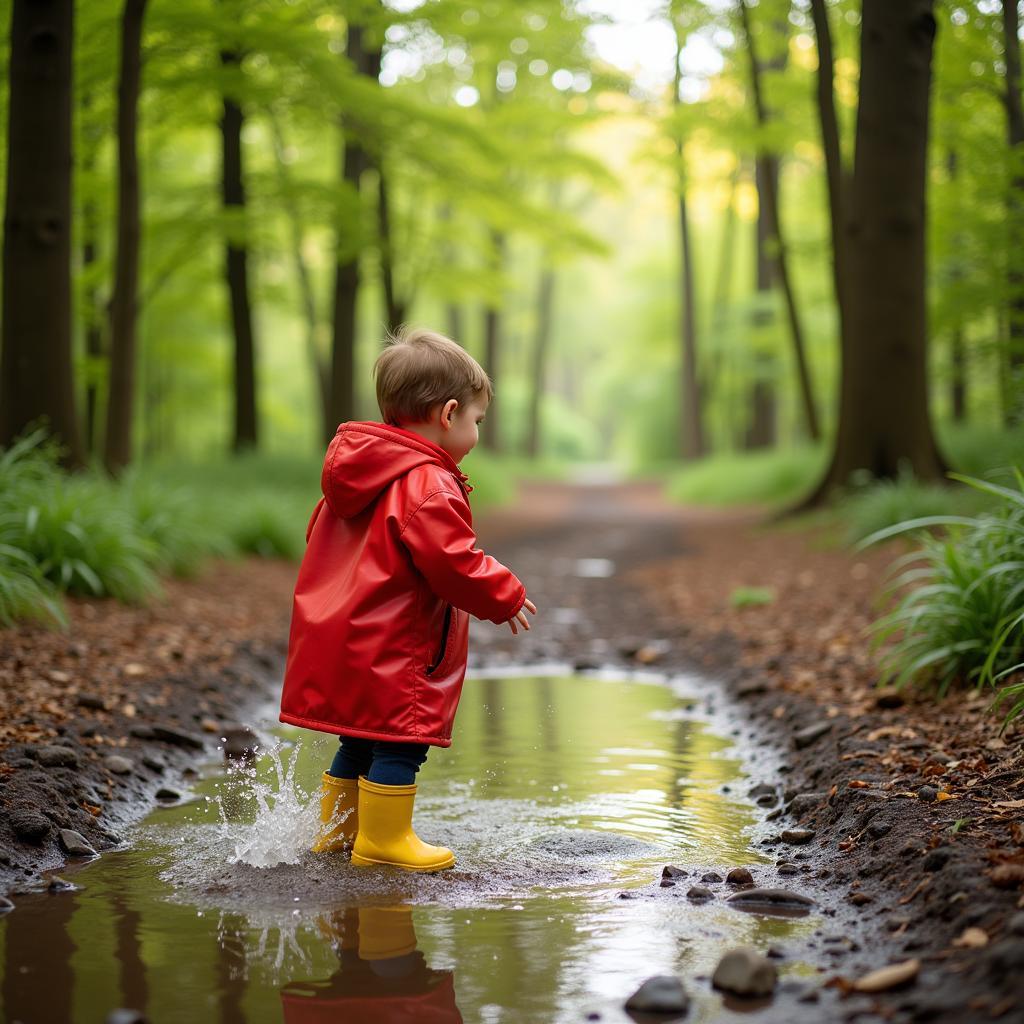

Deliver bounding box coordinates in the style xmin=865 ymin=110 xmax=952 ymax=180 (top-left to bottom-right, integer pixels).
xmin=426 ymin=604 xmax=454 ymax=676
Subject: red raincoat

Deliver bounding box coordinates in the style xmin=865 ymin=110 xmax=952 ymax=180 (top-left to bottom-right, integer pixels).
xmin=280 ymin=421 xmax=525 ymax=747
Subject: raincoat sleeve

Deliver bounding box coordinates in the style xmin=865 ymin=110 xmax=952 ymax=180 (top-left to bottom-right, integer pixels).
xmin=399 ymin=488 xmax=526 ymax=624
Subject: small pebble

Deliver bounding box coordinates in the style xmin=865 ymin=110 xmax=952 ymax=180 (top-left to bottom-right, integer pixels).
xmin=727 ymin=867 xmax=754 ymax=885
xmin=917 ymin=785 xmax=938 ymax=803
xmin=104 ymin=755 xmax=133 ymax=776
xmin=686 ymin=886 xmax=714 ymax=901
xmin=781 ymin=829 xmax=815 ymax=845
xmin=624 ymin=975 xmax=689 ymax=1014
xmin=712 ymin=946 xmax=777 ymax=997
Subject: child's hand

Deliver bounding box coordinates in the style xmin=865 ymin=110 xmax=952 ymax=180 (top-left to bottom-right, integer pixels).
xmin=507 ymin=597 xmax=537 ymax=635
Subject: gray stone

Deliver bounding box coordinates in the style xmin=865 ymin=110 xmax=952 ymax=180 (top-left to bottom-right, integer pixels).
xmin=727 ymin=867 xmax=754 ymax=885
xmin=155 ymin=787 xmax=182 ymax=801
xmin=777 ymin=862 xmax=800 ymax=876
xmin=788 ymin=792 xmax=827 ymax=817
xmin=748 ymin=783 xmax=775 ymax=800
xmin=686 ymin=886 xmax=713 ymax=901
xmin=793 ymin=722 xmax=832 ymax=749
xmin=10 ymin=808 xmax=52 ymax=844
xmin=624 ymin=975 xmax=689 ymax=1014
xmin=662 ymin=864 xmax=688 ymax=880
xmin=59 ymin=829 xmax=97 ymax=857
xmin=76 ymin=693 xmax=107 ymax=710
xmin=780 ymin=828 xmax=815 ymax=845
xmin=701 ymin=871 xmax=723 ymax=883
xmin=151 ymin=725 xmax=204 ymax=749
xmin=917 ymin=785 xmax=938 ymax=803
xmin=726 ymin=888 xmax=815 ymax=910
xmin=141 ymin=756 xmax=165 ymax=773
xmin=712 ymin=946 xmax=777 ymax=997
xmin=104 ymin=755 xmax=133 ymax=775
xmin=47 ymin=876 xmax=74 ymax=892
xmin=37 ymin=745 xmax=79 ymax=768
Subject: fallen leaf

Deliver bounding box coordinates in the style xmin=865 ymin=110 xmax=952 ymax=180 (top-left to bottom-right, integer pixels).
xmin=990 ymin=864 xmax=1024 ymax=889
xmin=848 ymin=780 xmax=872 ymax=789
xmin=952 ymin=927 xmax=989 ymax=949
xmin=993 ymin=800 xmax=1024 ymax=810
xmin=937 ymin=792 xmax=954 ymax=802
xmin=852 ymin=959 xmax=920 ymax=993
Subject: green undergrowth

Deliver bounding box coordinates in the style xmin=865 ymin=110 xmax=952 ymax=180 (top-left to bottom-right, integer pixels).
xmin=664 ymin=446 xmax=827 ymax=508
xmin=858 ymin=470 xmax=1024 ymax=727
xmin=0 ymin=432 xmax=515 ymax=627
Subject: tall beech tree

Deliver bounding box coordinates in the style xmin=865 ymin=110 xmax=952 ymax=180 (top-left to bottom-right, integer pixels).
xmin=104 ymin=0 xmax=149 ymax=473
xmin=805 ymin=0 xmax=945 ymax=500
xmin=219 ymin=15 xmax=258 ymax=452
xmin=329 ymin=18 xmax=380 ymax=436
xmin=0 ymin=0 xmax=83 ymax=466
xmin=671 ymin=7 xmax=705 ymax=460
xmin=738 ymin=0 xmax=820 ymax=444
xmin=1003 ymin=0 xmax=1024 ymax=422
xmin=481 ymin=229 xmax=505 ymax=453
xmin=809 ymin=0 xmax=849 ymax=398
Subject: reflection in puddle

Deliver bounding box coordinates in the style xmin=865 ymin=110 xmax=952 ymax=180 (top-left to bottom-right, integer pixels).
xmin=0 ymin=674 xmax=821 ymax=1023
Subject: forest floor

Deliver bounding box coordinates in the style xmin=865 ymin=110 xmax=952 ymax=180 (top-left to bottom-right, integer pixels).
xmin=2 ymin=476 xmax=1023 ymax=1021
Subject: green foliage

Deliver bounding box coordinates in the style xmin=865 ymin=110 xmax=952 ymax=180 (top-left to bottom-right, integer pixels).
xmin=729 ymin=586 xmax=775 ymax=609
xmin=664 ymin=446 xmax=827 ymax=508
xmin=0 ymin=544 xmax=65 ymax=628
xmin=860 ymin=471 xmax=1024 ymax=723
xmin=838 ymin=470 xmax=990 ymax=546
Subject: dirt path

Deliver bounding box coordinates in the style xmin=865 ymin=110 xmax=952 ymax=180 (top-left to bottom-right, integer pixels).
xmin=2 ymin=473 xmax=1023 ymax=1020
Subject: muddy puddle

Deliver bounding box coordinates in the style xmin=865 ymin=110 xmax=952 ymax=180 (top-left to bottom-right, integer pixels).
xmin=0 ymin=671 xmax=823 ymax=1023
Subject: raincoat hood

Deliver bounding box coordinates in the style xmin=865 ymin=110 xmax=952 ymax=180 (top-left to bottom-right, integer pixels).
xmin=321 ymin=421 xmax=471 ymax=519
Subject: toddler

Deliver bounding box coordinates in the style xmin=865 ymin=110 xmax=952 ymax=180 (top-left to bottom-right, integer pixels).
xmin=280 ymin=326 xmax=536 ymax=871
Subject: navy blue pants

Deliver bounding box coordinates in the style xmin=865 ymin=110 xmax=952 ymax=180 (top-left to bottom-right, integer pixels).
xmin=328 ymin=736 xmax=429 ymax=786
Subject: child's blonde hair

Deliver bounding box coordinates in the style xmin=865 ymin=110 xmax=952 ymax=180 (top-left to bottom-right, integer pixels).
xmin=373 ymin=325 xmax=492 ymax=425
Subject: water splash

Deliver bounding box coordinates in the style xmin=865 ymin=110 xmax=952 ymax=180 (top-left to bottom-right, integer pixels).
xmin=213 ymin=741 xmax=322 ymax=869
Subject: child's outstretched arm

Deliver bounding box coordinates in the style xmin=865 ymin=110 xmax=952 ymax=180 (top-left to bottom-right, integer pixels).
xmin=399 ymin=488 xmax=535 ymax=628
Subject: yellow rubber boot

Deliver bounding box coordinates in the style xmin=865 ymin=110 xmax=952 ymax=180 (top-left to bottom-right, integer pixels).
xmin=350 ymin=777 xmax=455 ymax=871
xmin=357 ymin=907 xmax=417 ymax=960
xmin=310 ymin=772 xmax=359 ymax=853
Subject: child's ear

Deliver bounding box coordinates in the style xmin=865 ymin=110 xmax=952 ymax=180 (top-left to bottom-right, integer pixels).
xmin=442 ymin=398 xmax=459 ymax=428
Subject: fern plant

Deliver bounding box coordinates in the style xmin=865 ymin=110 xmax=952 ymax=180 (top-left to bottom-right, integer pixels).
xmin=858 ymin=470 xmax=1024 ymax=724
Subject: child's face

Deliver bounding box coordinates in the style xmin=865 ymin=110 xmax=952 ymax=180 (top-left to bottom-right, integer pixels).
xmin=440 ymin=393 xmax=489 ymax=464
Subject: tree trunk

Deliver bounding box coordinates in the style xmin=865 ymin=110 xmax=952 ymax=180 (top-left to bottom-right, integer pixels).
xmin=328 ymin=22 xmax=379 ymax=436
xmin=946 ymin=149 xmax=968 ymax=422
xmin=377 ymin=165 xmax=407 ymax=332
xmin=739 ymin=0 xmax=821 ymax=443
xmin=81 ymin=91 xmax=105 ymax=457
xmin=745 ymin=155 xmax=779 ymax=451
xmin=104 ymin=0 xmax=148 ymax=474
xmin=267 ymin=111 xmax=331 ymax=441
xmin=672 ymin=14 xmax=705 ymax=460
xmin=810 ymin=0 xmax=848 ymax=316
xmin=220 ymin=40 xmax=258 ymax=452
xmin=480 ymin=230 xmax=505 ymax=453
xmin=0 ymin=0 xmax=83 ymax=466
xmin=805 ymin=0 xmax=944 ymax=496
xmin=526 ymin=264 xmax=555 ymax=459
xmin=1003 ymin=0 xmax=1024 ymax=422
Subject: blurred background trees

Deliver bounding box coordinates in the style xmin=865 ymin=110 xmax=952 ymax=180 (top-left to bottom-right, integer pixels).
xmin=0 ymin=0 xmax=1021 ymax=490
